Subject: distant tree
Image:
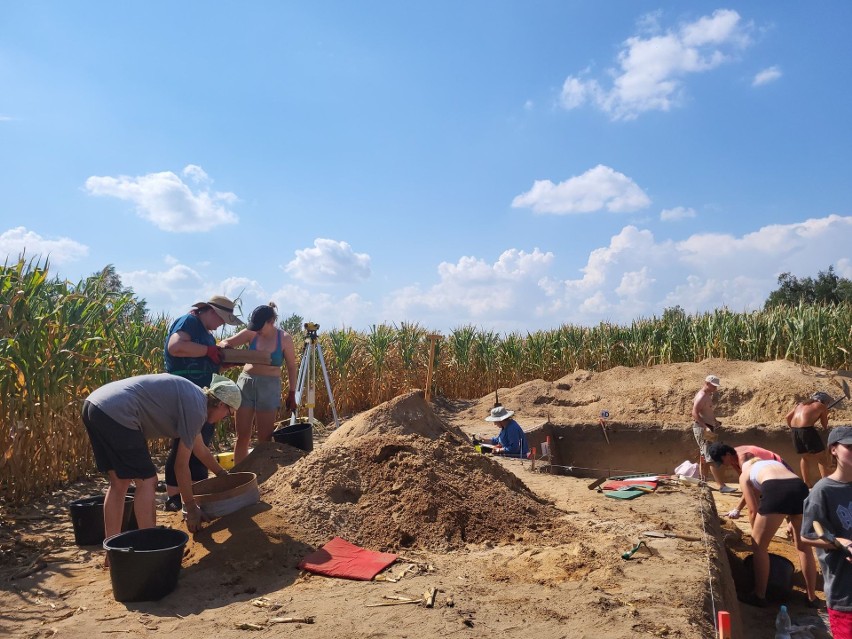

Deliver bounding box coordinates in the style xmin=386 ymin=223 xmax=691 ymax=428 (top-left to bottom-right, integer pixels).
xmin=764 ymin=266 xmax=852 ymax=308
xmin=82 ymin=264 xmax=148 ymax=322
xmin=280 ymin=312 xmax=305 ymax=336
xmin=662 ymin=305 xmax=688 ymax=322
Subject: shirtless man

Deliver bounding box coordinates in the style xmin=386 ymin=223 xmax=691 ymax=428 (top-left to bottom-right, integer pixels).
xmin=786 ymin=391 xmax=831 ymax=487
xmin=692 ymin=375 xmax=736 ymax=492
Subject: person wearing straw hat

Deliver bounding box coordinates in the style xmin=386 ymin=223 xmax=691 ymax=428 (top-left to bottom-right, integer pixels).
xmin=81 ymin=373 xmax=242 ymax=545
xmin=691 ymin=374 xmax=736 ymax=493
xmin=483 ymin=405 xmax=529 ymax=457
xmin=162 ymin=295 xmax=242 ymax=511
xmin=786 ymin=391 xmax=832 ymax=487
xmin=164 ymin=295 xmax=242 ymax=387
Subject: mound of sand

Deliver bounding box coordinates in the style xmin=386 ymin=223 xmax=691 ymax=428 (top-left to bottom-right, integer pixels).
xmin=325 ymin=390 xmax=467 ymax=445
xmin=231 ymin=441 xmax=306 ymax=485
xmin=263 ymin=433 xmax=569 ymax=551
xmin=455 ymin=359 xmax=851 ymax=430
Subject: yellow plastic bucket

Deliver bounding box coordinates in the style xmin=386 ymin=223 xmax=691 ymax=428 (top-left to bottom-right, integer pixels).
xmin=214 ymin=451 xmax=235 ymax=470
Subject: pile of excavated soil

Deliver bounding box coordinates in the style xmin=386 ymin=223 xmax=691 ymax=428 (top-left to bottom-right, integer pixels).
xmin=231 ymin=441 xmax=306 ymax=485
xmin=262 ymin=433 xmax=570 ymax=551
xmin=454 ymin=358 xmax=851 ymax=430
xmin=325 ymin=390 xmax=467 ymax=445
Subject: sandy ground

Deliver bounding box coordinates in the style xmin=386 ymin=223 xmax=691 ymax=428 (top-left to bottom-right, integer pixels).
xmin=2 ymin=359 xmax=849 ymax=639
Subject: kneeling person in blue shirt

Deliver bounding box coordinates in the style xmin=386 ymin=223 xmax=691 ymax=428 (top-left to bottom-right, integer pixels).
xmin=484 ymin=405 xmax=529 ymax=457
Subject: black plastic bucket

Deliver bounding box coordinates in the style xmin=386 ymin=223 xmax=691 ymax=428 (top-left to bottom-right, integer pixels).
xmin=69 ymin=495 xmax=134 ymax=546
xmin=272 ymin=422 xmax=313 ymax=452
xmin=744 ymin=553 xmax=795 ymax=600
xmin=103 ymin=527 xmax=188 ymax=602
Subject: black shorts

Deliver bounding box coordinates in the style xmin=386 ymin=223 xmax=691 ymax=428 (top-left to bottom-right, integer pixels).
xmin=164 ymin=422 xmax=214 ymax=487
xmin=791 ymin=427 xmax=826 ymax=455
xmin=758 ymin=478 xmax=809 ymax=516
xmin=81 ymin=401 xmax=157 ymax=480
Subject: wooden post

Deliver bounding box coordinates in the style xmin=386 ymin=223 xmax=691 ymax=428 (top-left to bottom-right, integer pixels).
xmin=424 ymin=334 xmax=441 ymax=402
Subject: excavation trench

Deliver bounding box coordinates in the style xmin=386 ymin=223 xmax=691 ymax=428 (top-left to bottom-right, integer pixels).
xmin=525 ymin=422 xmax=826 ymax=637
xmin=534 ymin=422 xmax=803 ymax=479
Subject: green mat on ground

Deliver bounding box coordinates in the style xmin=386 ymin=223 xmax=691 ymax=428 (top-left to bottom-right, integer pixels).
xmin=603 ymin=488 xmax=646 ymax=500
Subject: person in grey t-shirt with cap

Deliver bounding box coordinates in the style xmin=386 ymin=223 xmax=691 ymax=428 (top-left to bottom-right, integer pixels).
xmin=802 ymin=426 xmax=852 ymax=628
xmin=81 ymin=373 xmax=242 ymax=546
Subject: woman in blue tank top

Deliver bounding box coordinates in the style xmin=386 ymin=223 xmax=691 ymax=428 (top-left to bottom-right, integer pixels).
xmin=220 ymin=303 xmax=297 ymax=463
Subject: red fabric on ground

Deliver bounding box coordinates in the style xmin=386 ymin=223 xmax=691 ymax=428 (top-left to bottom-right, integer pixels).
xmin=298 ymin=537 xmax=398 ymax=581
xmin=601 ymin=480 xmax=658 ymax=491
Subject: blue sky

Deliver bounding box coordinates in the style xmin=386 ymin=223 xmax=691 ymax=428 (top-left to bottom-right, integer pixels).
xmin=2 ymin=2 xmax=851 ymax=333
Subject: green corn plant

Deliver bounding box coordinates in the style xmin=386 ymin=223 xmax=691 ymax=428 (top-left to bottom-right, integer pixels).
xmin=395 ymin=321 xmax=427 ymax=390
xmin=326 ymin=326 xmax=360 ymax=415
xmin=447 ymin=325 xmax=477 ymax=397
xmin=364 ymin=324 xmax=396 ymax=404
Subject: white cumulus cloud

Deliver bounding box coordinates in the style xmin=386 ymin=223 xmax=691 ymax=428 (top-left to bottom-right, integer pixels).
xmin=384 ymin=248 xmax=553 ymax=326
xmin=285 ymin=238 xmax=371 ymax=285
xmin=270 ymin=283 xmax=373 ymax=329
xmin=539 ymin=215 xmax=852 ymax=325
xmin=512 ymin=165 xmax=651 ymax=215
xmin=752 ymin=66 xmax=782 ymax=87
xmin=84 ymin=165 xmax=238 ymax=232
xmin=660 ymin=206 xmax=697 ymax=221
xmin=560 ymin=9 xmax=752 ymax=120
xmin=0 ymin=226 xmax=88 ymax=264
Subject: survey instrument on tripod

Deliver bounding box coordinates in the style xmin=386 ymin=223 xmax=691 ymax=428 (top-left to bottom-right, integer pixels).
xmin=290 ymin=322 xmax=340 ymax=429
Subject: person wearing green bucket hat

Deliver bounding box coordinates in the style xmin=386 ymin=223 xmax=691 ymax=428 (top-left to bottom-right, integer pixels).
xmin=163 ymin=295 xmax=243 ymax=512
xmin=81 ymin=373 xmax=242 ymax=555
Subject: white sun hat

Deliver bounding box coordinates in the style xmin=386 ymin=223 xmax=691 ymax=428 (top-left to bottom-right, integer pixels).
xmin=705 ymin=375 xmax=721 ymax=388
xmin=485 ymin=405 xmax=514 ymax=422
xmin=206 ymin=373 xmax=242 ymax=410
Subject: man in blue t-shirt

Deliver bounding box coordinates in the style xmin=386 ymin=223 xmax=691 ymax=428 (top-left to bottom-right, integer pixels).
xmin=162 ymin=295 xmax=242 ymax=510
xmin=483 ymin=405 xmax=529 ymax=458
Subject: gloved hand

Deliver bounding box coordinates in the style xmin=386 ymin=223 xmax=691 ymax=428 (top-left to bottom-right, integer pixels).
xmin=206 ymin=345 xmax=223 ymax=365
xmin=182 ymin=502 xmax=210 ymax=533
xmin=726 ymin=509 xmax=741 ymax=519
xmin=285 ymin=389 xmax=297 ymax=412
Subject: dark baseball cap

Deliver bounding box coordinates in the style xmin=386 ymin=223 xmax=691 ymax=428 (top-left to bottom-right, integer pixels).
xmin=828 ymin=426 xmax=852 ymax=447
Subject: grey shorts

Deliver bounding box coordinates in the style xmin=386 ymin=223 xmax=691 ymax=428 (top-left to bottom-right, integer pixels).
xmin=237 ymin=372 xmax=282 ymax=411
xmin=692 ymin=422 xmax=714 ymax=462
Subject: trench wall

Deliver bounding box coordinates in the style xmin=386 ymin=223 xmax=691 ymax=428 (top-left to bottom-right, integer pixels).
xmin=529 ymin=423 xmax=819 ymax=479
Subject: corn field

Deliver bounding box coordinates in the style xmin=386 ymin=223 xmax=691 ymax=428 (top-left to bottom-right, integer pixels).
xmin=1 ymin=258 xmax=850 ymax=504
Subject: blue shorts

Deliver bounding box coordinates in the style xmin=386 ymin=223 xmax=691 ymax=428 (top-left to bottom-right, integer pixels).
xmin=237 ymin=372 xmax=282 ymax=411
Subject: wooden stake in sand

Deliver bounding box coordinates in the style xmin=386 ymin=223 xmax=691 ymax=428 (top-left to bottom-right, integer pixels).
xmin=424 ymin=334 xmax=441 ymax=402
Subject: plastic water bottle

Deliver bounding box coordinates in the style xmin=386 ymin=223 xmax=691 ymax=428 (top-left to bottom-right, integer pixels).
xmin=775 ymin=604 xmax=792 ymax=639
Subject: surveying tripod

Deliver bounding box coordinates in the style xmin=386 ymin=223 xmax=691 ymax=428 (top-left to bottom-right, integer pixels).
xmin=290 ymin=322 xmax=340 ymax=429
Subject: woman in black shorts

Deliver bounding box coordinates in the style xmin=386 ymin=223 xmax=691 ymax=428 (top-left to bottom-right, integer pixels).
xmin=739 ymin=456 xmax=818 ymax=607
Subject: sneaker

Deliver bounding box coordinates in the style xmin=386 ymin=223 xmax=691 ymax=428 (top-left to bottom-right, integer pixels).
xmin=164 ymin=495 xmax=182 ymax=512
xmin=738 ymin=591 xmax=767 ymax=608
xmin=808 ymin=597 xmax=822 ymax=609
xmin=719 ymin=485 xmax=739 ymax=494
